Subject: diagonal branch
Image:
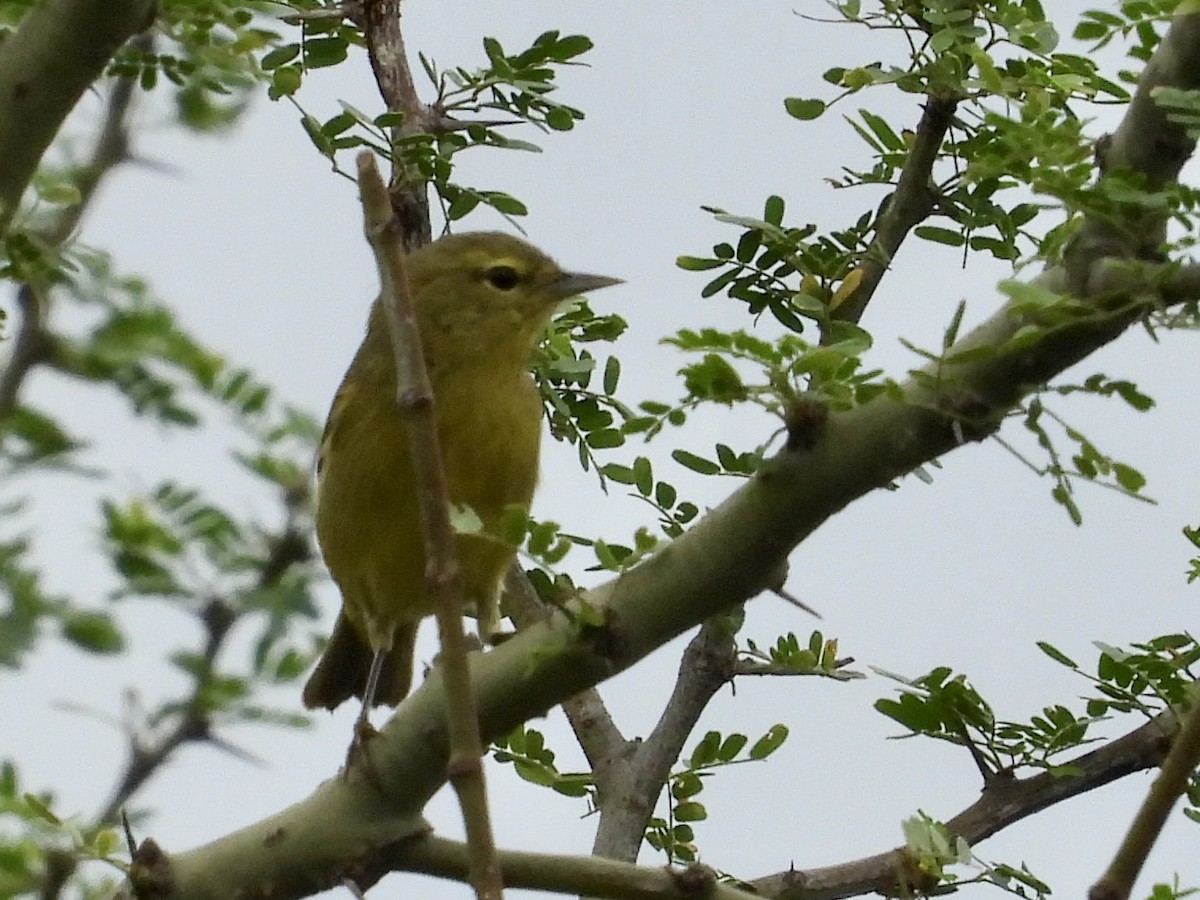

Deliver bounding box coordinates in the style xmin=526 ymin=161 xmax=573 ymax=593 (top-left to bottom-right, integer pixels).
xmin=590 ymin=617 xmax=736 ymax=864
xmin=503 ymin=564 xmax=627 ymax=768
xmin=359 ymin=0 xmax=432 ymax=248
xmin=0 ymin=0 xmax=155 ymax=234
xmin=748 ymin=712 xmax=1176 ymax=900
xmin=1090 ymin=689 xmax=1200 ymax=900
xmin=143 ymin=250 xmax=1200 ymax=900
xmin=833 ymin=95 xmax=959 ymax=327
xmin=1 ymin=34 xmax=149 ymax=426
xmin=131 ymin=12 xmax=1200 ymax=900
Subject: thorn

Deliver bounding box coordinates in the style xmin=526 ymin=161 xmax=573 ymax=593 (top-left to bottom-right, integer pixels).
xmin=121 ymin=809 xmax=137 ymax=855
xmin=773 ymin=586 xmax=822 ymax=619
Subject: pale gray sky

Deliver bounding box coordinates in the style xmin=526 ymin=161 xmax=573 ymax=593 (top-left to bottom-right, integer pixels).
xmin=4 ymin=2 xmax=1199 ymax=897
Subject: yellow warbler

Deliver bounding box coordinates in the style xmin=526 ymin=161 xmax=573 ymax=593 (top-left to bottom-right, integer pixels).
xmin=302 ymin=232 xmax=620 ymax=710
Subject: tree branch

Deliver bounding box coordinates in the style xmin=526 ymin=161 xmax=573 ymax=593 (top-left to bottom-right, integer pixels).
xmin=1090 ymin=690 xmax=1200 ymax=900
xmin=97 ymin=504 xmax=312 ymax=825
xmin=0 ymin=283 xmax=52 ymax=422
xmin=0 ymin=0 xmax=155 ymax=234
xmin=394 ymin=834 xmax=758 ymax=900
xmin=503 ymin=564 xmax=627 ymax=768
xmin=127 ymin=12 xmax=1200 ymax=900
xmin=359 ymin=0 xmax=432 ymax=248
xmin=1064 ymin=10 xmax=1200 ymax=295
xmin=133 ymin=253 xmax=1200 ymax=900
xmin=590 ymin=617 xmax=736 ymax=864
xmin=834 ymin=95 xmax=959 ymax=327
xmin=357 ymin=151 xmax=502 ymax=900
xmin=749 ymin=712 xmax=1176 ymax=900
xmin=0 ymin=36 xmax=147 ymax=426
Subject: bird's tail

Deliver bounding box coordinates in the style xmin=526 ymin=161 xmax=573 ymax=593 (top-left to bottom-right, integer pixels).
xmin=302 ymin=612 xmax=417 ymax=710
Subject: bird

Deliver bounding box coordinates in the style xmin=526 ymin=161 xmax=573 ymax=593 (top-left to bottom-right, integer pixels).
xmin=302 ymin=231 xmax=620 ymax=712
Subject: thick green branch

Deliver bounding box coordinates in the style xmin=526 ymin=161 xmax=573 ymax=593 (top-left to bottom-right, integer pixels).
xmin=1064 ymin=10 xmax=1200 ymax=293
xmin=0 ymin=0 xmax=155 ymax=234
xmin=133 ymin=13 xmax=1200 ymax=900
xmin=142 ymin=248 xmax=1200 ymax=900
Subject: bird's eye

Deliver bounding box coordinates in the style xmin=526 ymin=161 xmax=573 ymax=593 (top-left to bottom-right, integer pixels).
xmin=485 ymin=265 xmax=521 ymax=291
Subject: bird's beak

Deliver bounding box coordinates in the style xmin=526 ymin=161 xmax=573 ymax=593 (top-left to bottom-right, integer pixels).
xmin=551 ymin=271 xmax=623 ymax=300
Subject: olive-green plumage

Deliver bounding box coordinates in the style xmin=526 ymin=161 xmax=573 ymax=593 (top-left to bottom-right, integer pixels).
xmin=302 ymin=232 xmax=619 ymax=710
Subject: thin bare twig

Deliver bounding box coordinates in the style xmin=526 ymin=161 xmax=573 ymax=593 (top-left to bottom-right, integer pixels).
xmin=96 ymin=515 xmax=311 ymax=825
xmin=356 ymin=151 xmax=502 ymax=900
xmin=395 ymin=833 xmax=760 ymax=900
xmin=1090 ymin=691 xmax=1200 ymax=900
xmin=0 ymin=283 xmax=52 ymax=422
xmin=360 ymin=0 xmax=431 ymax=248
xmin=832 ymin=95 xmax=959 ymax=329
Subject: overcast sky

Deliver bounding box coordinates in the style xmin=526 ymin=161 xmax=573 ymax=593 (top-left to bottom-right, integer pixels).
xmin=4 ymin=2 xmax=1199 ymax=898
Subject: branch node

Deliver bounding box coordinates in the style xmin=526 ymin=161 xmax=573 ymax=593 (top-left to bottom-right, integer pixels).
xmin=783 ymin=395 xmax=830 ymax=451
xmin=128 ymin=838 xmax=174 ymax=900
xmin=669 ymin=862 xmax=719 ymax=896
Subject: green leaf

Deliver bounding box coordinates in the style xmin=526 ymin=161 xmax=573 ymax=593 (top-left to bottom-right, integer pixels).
xmin=673 ymin=801 xmax=708 ymax=822
xmin=689 ymin=731 xmax=721 ymax=768
xmin=23 ymin=793 xmax=60 ymax=824
xmin=633 ymin=456 xmax=653 ymax=496
xmin=915 ymin=225 xmax=965 ymax=246
xmin=303 ymin=37 xmax=348 ymax=69
xmin=484 ymin=192 xmax=528 ymax=216
xmin=61 ymin=611 xmax=124 ymax=654
xmin=1036 ymin=641 xmax=1078 ymax=669
xmin=671 ymin=772 xmax=703 ymax=800
xmin=859 ymin=109 xmax=902 ymax=150
xmin=717 ymin=732 xmax=747 ymax=761
xmin=655 ymin=481 xmax=677 ymax=509
xmin=672 ymin=449 xmax=720 ymax=476
xmin=545 ymin=107 xmax=576 ymax=131
xmin=585 ymin=428 xmax=623 ymax=449
xmin=749 ymin=724 xmax=789 ymax=759
xmin=599 ymin=463 xmax=636 ymax=485
xmin=764 ymin=195 xmax=785 ymax=225
xmin=602 ymin=356 xmax=620 ymax=395
xmin=784 ymin=97 xmax=825 ymax=120
xmin=681 ymin=354 xmax=746 ymax=404
xmin=547 ymin=34 xmax=593 ymax=61
xmin=1110 ymin=462 xmax=1144 ymax=493
xmin=260 ymin=44 xmax=300 ymax=70
xmin=676 ymin=255 xmax=724 ymax=271
xmin=270 ymin=66 xmax=302 ymax=99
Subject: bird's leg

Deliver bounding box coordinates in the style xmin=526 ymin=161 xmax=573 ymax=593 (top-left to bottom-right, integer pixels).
xmin=479 ymin=589 xmax=516 ymax=646
xmin=343 ymin=647 xmax=387 ymax=787
xmin=480 ymin=596 xmax=503 ymax=645
xmin=358 ymin=647 xmax=387 ymax=727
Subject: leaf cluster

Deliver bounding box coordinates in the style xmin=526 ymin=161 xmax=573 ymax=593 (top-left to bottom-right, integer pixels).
xmin=645 ymin=725 xmax=789 ymax=865
xmin=0 ymin=762 xmax=123 ymax=898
